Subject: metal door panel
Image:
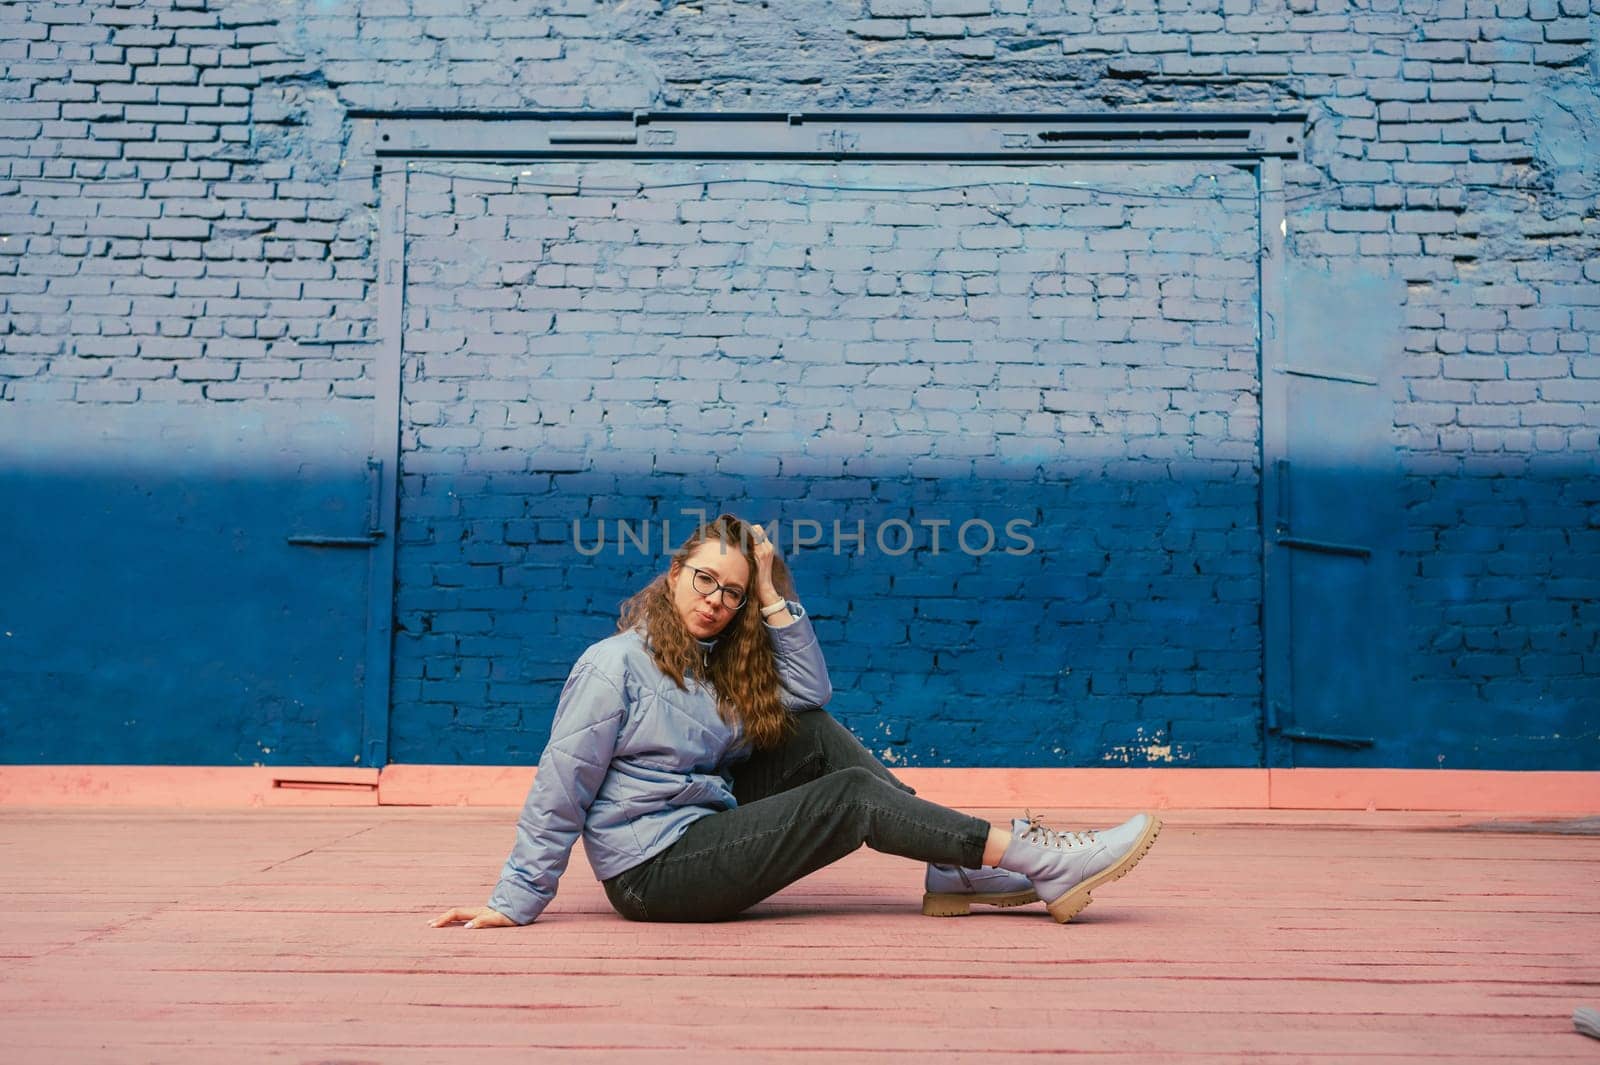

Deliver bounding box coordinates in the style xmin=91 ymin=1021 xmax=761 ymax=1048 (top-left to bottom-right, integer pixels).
xmin=0 ymin=401 xmax=374 ymax=765
xmin=1268 ymin=262 xmax=1405 ymax=764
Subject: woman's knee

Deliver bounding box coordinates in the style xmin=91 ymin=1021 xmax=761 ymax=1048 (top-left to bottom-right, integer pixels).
xmin=794 ymin=711 xmax=877 ymax=760
xmin=820 ymin=764 xmax=892 ymax=797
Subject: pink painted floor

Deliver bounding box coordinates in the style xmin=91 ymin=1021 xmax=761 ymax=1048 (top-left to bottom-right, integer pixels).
xmin=2 ymin=806 xmax=1597 ymax=1063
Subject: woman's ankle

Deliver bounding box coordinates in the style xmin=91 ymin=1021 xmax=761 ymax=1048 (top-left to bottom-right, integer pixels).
xmin=982 ymin=825 xmax=1012 ymax=867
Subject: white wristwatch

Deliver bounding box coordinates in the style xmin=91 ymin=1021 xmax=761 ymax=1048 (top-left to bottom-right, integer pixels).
xmin=759 ymin=598 xmax=788 ymax=618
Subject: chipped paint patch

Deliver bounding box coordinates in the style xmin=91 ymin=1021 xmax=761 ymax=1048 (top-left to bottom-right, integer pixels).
xmin=1102 ymin=726 xmax=1191 ymax=765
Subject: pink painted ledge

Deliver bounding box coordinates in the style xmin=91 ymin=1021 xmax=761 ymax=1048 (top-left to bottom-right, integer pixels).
xmin=0 ymin=764 xmax=1596 ymax=815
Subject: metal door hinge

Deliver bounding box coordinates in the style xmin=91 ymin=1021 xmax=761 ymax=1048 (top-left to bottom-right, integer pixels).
xmin=1267 ymin=701 xmax=1376 ymax=748
xmin=287 ymin=458 xmax=387 ymax=549
xmin=1276 ymin=728 xmax=1376 ymax=749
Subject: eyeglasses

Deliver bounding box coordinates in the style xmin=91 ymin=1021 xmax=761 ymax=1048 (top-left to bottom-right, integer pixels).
xmin=685 ymin=564 xmax=747 ymax=610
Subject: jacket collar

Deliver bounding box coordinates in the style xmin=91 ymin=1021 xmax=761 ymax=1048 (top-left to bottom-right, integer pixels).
xmin=694 ymin=633 xmax=720 ymax=671
xmin=635 ymin=623 xmax=722 ymax=656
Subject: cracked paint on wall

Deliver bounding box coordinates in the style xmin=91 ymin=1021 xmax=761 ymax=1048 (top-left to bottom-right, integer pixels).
xmin=1101 ymin=727 xmax=1191 ymax=767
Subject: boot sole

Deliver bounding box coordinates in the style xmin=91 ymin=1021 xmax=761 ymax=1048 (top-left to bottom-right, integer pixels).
xmin=1044 ymin=814 xmax=1163 ymax=924
xmin=921 ymin=889 xmax=1040 ymax=917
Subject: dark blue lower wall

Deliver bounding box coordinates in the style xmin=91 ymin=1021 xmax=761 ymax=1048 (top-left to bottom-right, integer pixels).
xmin=5 ymin=460 xmax=1593 ymax=769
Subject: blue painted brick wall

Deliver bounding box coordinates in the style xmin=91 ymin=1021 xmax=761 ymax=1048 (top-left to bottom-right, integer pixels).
xmin=387 ymin=160 xmax=1265 ymax=766
xmin=1 ymin=0 xmax=1596 ymax=770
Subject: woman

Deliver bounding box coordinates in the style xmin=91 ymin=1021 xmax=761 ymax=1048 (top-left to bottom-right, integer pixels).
xmin=430 ymin=513 xmax=1160 ymax=928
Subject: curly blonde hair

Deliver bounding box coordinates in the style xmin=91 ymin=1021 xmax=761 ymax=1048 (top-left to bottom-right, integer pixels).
xmin=616 ymin=513 xmax=798 ymax=751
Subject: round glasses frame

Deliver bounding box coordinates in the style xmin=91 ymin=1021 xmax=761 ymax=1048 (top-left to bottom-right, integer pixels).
xmin=685 ymin=564 xmax=747 ymax=610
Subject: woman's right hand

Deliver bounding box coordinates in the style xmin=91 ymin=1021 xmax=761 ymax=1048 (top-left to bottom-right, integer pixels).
xmin=429 ymin=906 xmax=517 ymax=929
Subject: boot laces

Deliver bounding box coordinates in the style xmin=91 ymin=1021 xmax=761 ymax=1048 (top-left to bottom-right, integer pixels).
xmin=1020 ymin=808 xmax=1098 ymax=849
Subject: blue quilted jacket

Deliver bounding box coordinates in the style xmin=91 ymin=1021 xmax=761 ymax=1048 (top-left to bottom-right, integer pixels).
xmin=486 ymin=599 xmax=831 ymax=924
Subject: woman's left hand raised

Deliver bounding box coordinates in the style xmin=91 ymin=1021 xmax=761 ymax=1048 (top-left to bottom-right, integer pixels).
xmin=748 ymin=523 xmax=780 ymax=602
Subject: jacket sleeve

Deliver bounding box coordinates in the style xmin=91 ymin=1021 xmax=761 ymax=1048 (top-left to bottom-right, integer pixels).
xmin=486 ymin=654 xmax=626 ymax=925
xmin=765 ymin=599 xmax=833 ymax=712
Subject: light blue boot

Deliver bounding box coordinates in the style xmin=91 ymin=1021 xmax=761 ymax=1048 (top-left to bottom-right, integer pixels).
xmin=921 ymin=813 xmax=1051 ymax=917
xmin=995 ymin=812 xmax=1163 ymax=924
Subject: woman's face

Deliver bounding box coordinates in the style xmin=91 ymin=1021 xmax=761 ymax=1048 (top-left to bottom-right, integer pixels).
xmin=669 ymin=538 xmax=751 ymax=640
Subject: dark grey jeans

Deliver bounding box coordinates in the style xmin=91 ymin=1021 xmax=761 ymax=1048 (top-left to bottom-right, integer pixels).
xmin=600 ymin=710 xmax=992 ymax=922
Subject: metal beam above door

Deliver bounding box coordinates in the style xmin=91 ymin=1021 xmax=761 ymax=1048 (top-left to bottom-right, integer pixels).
xmin=355 ymin=111 xmax=1306 ymax=162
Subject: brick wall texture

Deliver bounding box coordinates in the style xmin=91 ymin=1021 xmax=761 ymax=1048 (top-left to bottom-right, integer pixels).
xmin=2 ymin=0 xmax=1596 ymax=769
